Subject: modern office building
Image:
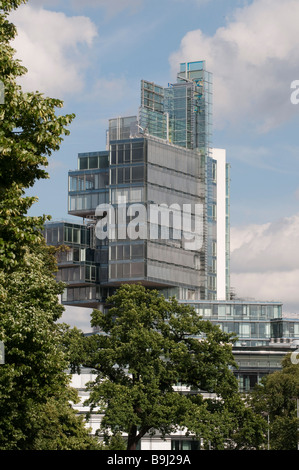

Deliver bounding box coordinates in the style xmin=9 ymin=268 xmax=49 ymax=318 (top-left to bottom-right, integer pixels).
xmin=44 ymin=58 xmax=299 ymax=362
xmin=44 ymin=61 xmax=299 ymax=448
xmin=46 ymin=60 xmax=230 ymax=307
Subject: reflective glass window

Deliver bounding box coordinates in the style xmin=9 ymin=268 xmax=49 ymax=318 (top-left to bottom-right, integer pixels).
xmin=132 ymin=166 xmax=144 ymax=181
xmin=79 ymin=157 xmax=88 ymax=170
xmin=89 ymin=156 xmax=98 ymax=168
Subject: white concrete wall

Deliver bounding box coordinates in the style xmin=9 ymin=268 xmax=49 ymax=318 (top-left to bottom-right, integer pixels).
xmin=212 ymin=148 xmax=227 ymax=301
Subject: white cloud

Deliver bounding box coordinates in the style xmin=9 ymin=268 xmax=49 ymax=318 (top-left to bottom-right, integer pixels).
xmin=28 ymin=0 xmax=143 ymax=16
xmin=230 ymin=214 xmax=299 ymax=314
xmin=231 ymin=215 xmax=299 ymax=272
xmin=59 ymin=305 xmax=93 ymax=332
xmin=71 ymin=0 xmax=142 ymax=14
xmin=173 ymin=0 xmax=212 ymax=4
xmin=170 ymin=0 xmax=299 ymax=132
xmin=9 ymin=4 xmax=98 ymax=98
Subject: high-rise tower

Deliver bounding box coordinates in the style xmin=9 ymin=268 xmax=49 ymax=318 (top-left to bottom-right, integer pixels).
xmin=45 ymin=61 xmax=230 ymax=309
xmin=44 ymin=61 xmax=299 ymax=400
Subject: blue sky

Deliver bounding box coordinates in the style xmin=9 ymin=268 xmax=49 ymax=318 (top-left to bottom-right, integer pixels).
xmin=8 ymin=0 xmax=299 ymax=324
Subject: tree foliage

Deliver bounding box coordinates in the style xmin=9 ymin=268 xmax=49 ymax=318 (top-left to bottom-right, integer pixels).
xmin=0 ymin=0 xmax=75 ymax=270
xmin=0 ymin=0 xmax=100 ymax=449
xmin=248 ymin=354 xmax=299 ymax=450
xmin=0 ymin=241 xmax=100 ymax=449
xmin=81 ymin=284 xmax=265 ymax=450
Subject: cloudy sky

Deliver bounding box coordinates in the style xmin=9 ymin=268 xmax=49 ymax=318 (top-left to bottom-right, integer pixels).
xmin=8 ymin=0 xmax=299 ymax=328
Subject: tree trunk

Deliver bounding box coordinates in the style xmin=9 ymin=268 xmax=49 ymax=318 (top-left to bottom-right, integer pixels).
xmin=127 ymin=425 xmax=138 ymax=450
xmin=127 ymin=425 xmax=149 ymax=450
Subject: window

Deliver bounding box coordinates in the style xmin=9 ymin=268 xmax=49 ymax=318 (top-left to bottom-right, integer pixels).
xmin=132 ymin=143 xmax=144 ymax=162
xmin=111 ymin=168 xmax=116 ymax=184
xmin=123 ymin=245 xmax=130 ymax=259
xmin=79 ymin=157 xmax=88 ymax=170
xmin=109 ymin=262 xmax=144 ymax=279
xmin=171 ymin=440 xmax=200 ymax=450
xmin=111 ymin=148 xmax=116 ymax=165
xmin=124 ymin=167 xmax=130 ymax=183
xmin=132 ymin=166 xmax=144 ymax=181
xmin=240 ymin=323 xmax=250 ymax=338
xmin=124 ymin=144 xmax=130 ymax=163
xmin=132 ymin=244 xmax=144 ymax=259
xmin=89 ymin=156 xmax=98 ymax=168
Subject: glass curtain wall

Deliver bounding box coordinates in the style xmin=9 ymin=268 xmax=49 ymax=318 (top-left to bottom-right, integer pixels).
xmin=108 ymin=138 xmax=146 ymax=283
xmin=190 ymin=301 xmax=283 ymax=346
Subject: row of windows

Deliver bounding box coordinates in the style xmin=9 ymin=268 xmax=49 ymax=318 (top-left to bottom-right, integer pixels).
xmin=62 ymin=286 xmax=97 ymax=303
xmin=147 ymin=261 xmax=201 ymax=289
xmin=194 ymin=304 xmax=281 ymax=319
xmin=110 ymin=165 xmax=144 ymax=185
xmin=272 ymin=321 xmax=299 ymax=337
xmin=64 ymin=225 xmax=90 ymax=245
xmin=110 ymin=243 xmax=144 ymax=261
xmin=69 ymin=172 xmax=108 ymax=192
xmin=147 ymin=139 xmax=205 ymax=177
xmin=148 ymin=243 xmax=201 ymax=271
xmin=218 ymin=321 xmax=271 ymax=339
xmin=110 ymin=187 xmax=144 ymax=204
xmin=56 ymin=265 xmax=97 ymax=283
xmin=69 ymin=192 xmax=108 ymax=212
xmin=110 ymin=142 xmax=144 ymax=165
xmin=56 ymin=247 xmax=92 ymax=264
xmin=109 ymin=261 xmax=144 ymax=279
xmin=171 ymin=440 xmax=200 ymax=451
xmin=45 ymin=224 xmax=90 ymax=246
xmin=78 ymin=153 xmax=109 ymax=170
xmin=147 ymin=165 xmax=204 ymax=198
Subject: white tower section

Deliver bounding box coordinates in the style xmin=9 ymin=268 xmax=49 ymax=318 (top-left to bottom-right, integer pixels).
xmin=212 ymin=148 xmax=228 ymax=301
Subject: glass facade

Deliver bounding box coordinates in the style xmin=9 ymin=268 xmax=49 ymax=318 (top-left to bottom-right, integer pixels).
xmin=140 ymin=61 xmax=212 ymax=153
xmin=44 ymin=60 xmax=299 ymax=387
xmin=146 ymin=138 xmax=206 ymax=294
xmin=60 ymin=61 xmax=226 ymax=299
xmin=187 ymin=300 xmax=282 ymax=347
xmin=69 ymin=152 xmax=109 ymax=216
xmin=171 ymin=439 xmax=200 ymax=450
xmin=271 ymin=318 xmax=299 ymax=339
xmin=233 ymin=349 xmax=287 ymax=393
xmin=108 ymin=116 xmax=139 ymax=142
xmin=44 ymin=221 xmax=108 ymax=307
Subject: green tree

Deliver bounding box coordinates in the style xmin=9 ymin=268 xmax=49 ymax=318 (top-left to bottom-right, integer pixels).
xmin=0 ymin=0 xmax=99 ymax=449
xmin=248 ymin=354 xmax=299 ymax=450
xmin=0 ymin=0 xmax=75 ymax=271
xmin=0 ymin=242 xmax=100 ymax=449
xmin=82 ymin=284 xmax=265 ymax=450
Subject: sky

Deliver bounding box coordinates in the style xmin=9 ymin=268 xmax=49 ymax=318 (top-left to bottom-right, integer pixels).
xmin=8 ymin=0 xmax=299 ymax=329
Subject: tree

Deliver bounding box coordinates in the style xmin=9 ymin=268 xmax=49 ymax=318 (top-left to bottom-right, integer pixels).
xmin=0 ymin=0 xmax=75 ymax=271
xmin=248 ymin=354 xmax=299 ymax=450
xmin=0 ymin=1 xmax=99 ymax=449
xmin=0 ymin=242 xmax=100 ymax=449
xmin=82 ymin=284 xmax=265 ymax=450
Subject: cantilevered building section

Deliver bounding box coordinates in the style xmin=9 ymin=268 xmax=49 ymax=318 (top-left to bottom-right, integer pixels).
xmin=45 ymin=61 xmax=299 ymax=413
xmin=45 ymin=61 xmax=230 ymax=305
